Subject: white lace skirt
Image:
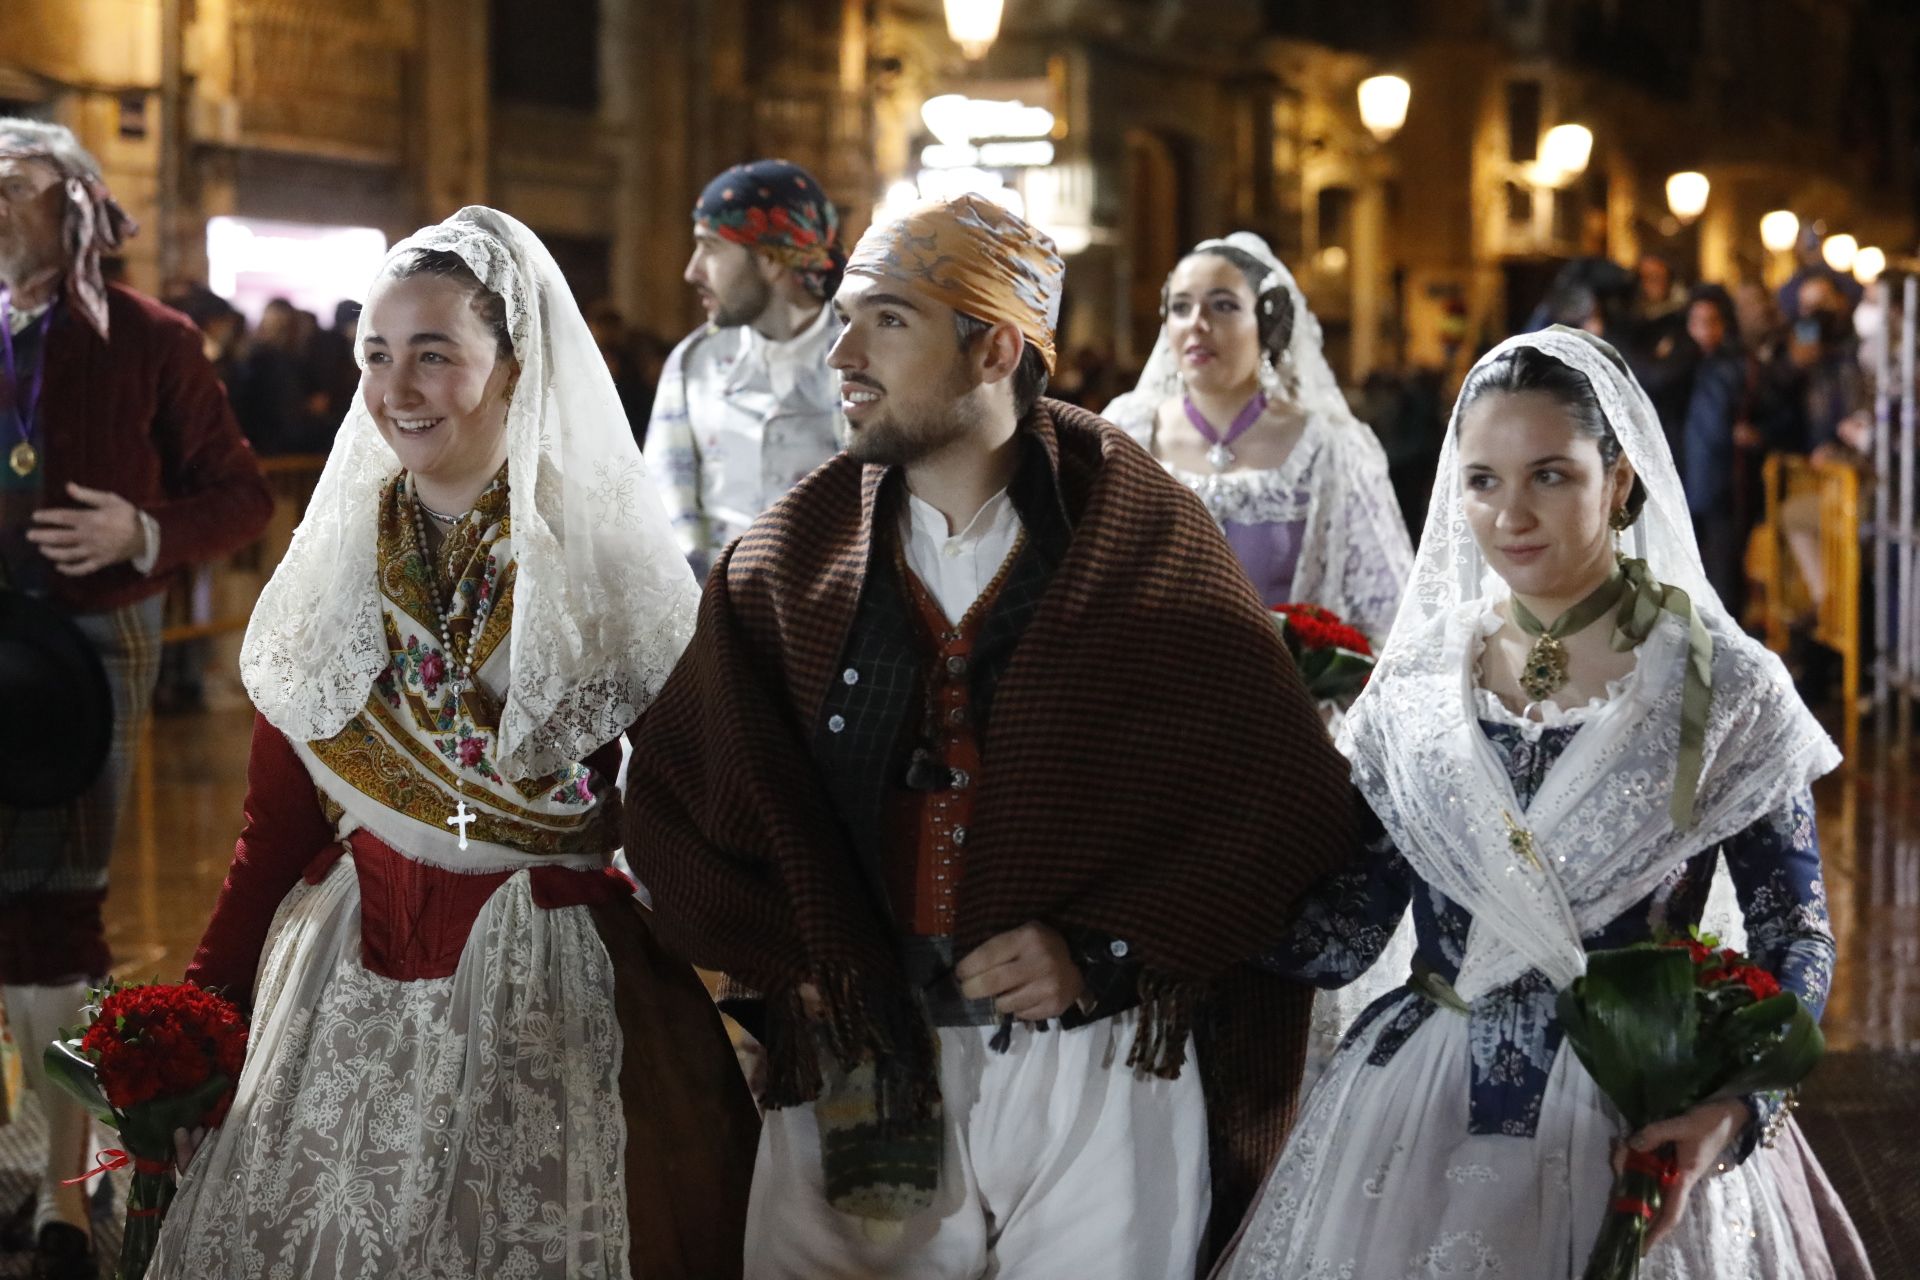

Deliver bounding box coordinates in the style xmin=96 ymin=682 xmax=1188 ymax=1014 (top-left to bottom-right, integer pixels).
xmin=148 ymin=854 xmax=631 ymax=1278
xmin=1216 ymin=999 xmax=1865 ymax=1280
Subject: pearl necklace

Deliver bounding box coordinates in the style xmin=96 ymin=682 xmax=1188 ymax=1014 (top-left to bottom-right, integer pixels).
xmin=407 ymin=475 xmax=502 ymax=848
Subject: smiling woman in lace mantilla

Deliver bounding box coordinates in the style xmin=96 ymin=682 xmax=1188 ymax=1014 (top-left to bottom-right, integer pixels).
xmin=144 ymin=207 xmax=759 ymax=1280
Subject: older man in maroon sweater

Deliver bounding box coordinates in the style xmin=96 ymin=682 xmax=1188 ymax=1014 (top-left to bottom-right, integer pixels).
xmin=0 ymin=118 xmax=269 ymax=1275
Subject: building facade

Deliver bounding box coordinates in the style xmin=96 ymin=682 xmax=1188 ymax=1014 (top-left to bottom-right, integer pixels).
xmin=3 ymin=0 xmax=1913 ymax=384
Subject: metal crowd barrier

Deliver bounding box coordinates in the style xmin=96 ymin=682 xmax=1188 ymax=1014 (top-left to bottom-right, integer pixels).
xmin=1872 ymin=276 xmax=1920 ymax=748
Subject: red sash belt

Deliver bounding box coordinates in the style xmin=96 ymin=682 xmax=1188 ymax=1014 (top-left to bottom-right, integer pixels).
xmin=299 ymin=828 xmax=630 ymax=982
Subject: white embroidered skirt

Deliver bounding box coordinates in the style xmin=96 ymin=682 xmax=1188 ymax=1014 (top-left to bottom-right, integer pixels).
xmin=1216 ymin=999 xmax=1870 ymax=1280
xmin=148 ymin=854 xmax=630 ymax=1278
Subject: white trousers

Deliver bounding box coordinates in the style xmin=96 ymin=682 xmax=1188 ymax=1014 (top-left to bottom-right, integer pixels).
xmin=745 ymin=1010 xmax=1211 ymax=1280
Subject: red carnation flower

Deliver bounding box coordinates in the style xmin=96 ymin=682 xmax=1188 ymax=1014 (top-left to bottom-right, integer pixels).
xmin=77 ymin=981 xmax=249 ymax=1124
xmin=1737 ymin=967 xmax=1782 ymax=1001
xmin=1272 ymin=603 xmax=1372 ymax=656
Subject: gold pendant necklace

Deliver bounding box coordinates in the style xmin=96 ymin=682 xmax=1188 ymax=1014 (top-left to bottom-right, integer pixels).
xmin=1518 ymin=633 xmax=1569 ymax=704
xmin=1509 ymin=564 xmax=1628 ymax=704
xmin=8 ymin=441 xmax=36 ymax=477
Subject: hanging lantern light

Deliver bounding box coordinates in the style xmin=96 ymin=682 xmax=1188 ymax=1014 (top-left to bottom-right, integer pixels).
xmin=1357 ymin=75 xmax=1411 ymax=142
xmin=1537 ymin=124 xmax=1593 ymax=186
xmin=1821 ymin=233 xmax=1859 ymax=274
xmin=1759 ymin=209 xmax=1800 ymax=253
xmin=1853 ymin=245 xmax=1887 ymax=285
xmin=1665 ymin=172 xmax=1709 ymax=224
xmin=944 ymin=0 xmax=1005 ymax=59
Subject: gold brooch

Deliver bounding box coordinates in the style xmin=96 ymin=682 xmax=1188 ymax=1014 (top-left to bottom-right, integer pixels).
xmin=1520 ymin=632 xmax=1569 ymax=703
xmin=1503 ymin=811 xmax=1543 ymax=870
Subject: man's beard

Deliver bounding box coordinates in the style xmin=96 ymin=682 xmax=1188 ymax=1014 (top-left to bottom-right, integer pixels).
xmin=711 ymin=271 xmax=773 ymax=328
xmin=845 ymin=380 xmax=976 ymax=468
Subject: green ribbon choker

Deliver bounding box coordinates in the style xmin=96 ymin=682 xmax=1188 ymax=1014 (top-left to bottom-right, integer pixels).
xmin=1509 ymin=556 xmax=1714 ymax=828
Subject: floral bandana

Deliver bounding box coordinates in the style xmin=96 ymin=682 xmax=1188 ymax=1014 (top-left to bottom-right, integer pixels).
xmin=844 ymin=193 xmax=1064 ymax=375
xmin=0 ymin=143 xmax=136 ymax=342
xmin=693 ymin=159 xmax=845 ymax=298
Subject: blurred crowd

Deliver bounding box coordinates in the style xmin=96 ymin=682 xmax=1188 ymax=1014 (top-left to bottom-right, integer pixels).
xmin=1523 ymin=235 xmax=1887 ymax=626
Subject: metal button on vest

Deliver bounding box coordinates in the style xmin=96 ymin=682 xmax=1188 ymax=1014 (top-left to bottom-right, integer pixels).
xmin=950 ymin=825 xmax=967 ymax=846
xmin=946 ymin=706 xmax=968 ymax=728
xmin=949 ymin=768 xmax=971 ymax=790
xmin=827 ymin=714 xmax=846 ymax=733
xmin=946 ymin=655 xmax=969 ymax=678
xmin=842 ymin=668 xmax=860 ymax=686
xmin=1109 ymin=939 xmax=1129 ymax=959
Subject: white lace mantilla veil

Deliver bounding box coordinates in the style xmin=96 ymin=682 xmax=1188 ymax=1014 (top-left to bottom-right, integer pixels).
xmin=1337 ymin=327 xmax=1839 ymax=1001
xmin=1103 ymin=232 xmax=1407 ymax=639
xmin=1126 ymin=233 xmax=1358 ymax=434
xmin=239 ymin=206 xmax=699 ymax=779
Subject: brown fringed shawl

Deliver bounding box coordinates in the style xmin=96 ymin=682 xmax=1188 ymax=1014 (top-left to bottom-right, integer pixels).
xmin=625 ymin=399 xmax=1357 ymax=1247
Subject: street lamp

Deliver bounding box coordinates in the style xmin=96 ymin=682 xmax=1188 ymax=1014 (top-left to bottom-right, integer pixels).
xmin=944 ymin=0 xmax=1005 ymax=59
xmin=1759 ymin=209 xmax=1799 ymax=253
xmin=1357 ymin=75 xmax=1410 ymax=142
xmin=1537 ymin=124 xmax=1593 ymax=186
xmin=1854 ymin=245 xmax=1887 ymax=285
xmin=1665 ymin=171 xmax=1709 ymax=224
xmin=1822 ymin=233 xmax=1859 ymax=274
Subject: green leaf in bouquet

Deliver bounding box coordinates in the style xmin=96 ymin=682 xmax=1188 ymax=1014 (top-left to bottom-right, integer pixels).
xmin=1704 ymin=994 xmax=1825 ymax=1102
xmin=1555 ymin=946 xmax=1700 ymax=1130
xmin=40 ymin=1039 xmax=118 ymax=1128
xmin=116 ymin=1073 xmax=235 ymax=1161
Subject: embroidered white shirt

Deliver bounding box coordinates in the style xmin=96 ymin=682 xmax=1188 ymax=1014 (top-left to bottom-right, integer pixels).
xmin=900 ymin=486 xmax=1023 ymax=626
xmin=644 ymin=302 xmax=846 ymax=574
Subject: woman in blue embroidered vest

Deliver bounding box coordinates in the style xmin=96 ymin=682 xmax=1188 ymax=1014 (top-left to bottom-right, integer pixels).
xmin=1216 ymin=327 xmax=1872 ymax=1278
xmin=148 ymin=208 xmax=757 ymax=1279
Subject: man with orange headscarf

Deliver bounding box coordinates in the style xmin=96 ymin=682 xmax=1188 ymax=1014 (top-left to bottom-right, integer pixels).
xmin=626 ymin=195 xmax=1357 ymax=1278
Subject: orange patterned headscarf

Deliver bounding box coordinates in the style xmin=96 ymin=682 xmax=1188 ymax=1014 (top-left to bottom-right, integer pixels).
xmin=844 ymin=194 xmax=1064 ymax=374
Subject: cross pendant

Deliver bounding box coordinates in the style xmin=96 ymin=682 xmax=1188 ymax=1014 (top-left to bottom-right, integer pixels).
xmin=447 ymin=798 xmax=476 ymax=850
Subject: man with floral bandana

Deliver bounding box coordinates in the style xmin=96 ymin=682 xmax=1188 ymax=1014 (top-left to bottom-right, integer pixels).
xmin=644 ymin=159 xmax=848 ymax=578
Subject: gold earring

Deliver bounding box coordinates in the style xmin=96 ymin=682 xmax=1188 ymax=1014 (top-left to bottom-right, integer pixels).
xmin=1609 ymin=505 xmax=1634 ymax=532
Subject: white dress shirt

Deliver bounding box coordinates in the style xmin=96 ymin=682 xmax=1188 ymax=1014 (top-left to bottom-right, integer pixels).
xmin=899 ymin=486 xmax=1023 ymax=626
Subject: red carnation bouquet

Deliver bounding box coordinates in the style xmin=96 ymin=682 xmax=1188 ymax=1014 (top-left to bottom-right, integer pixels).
xmin=1270 ymin=603 xmax=1376 ymax=709
xmin=44 ymin=980 xmax=248 ymax=1280
xmin=1556 ymin=930 xmax=1823 ymax=1279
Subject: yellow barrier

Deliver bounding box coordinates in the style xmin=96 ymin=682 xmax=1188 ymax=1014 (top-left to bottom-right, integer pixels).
xmin=159 ymin=453 xmax=327 ymax=645
xmin=1756 ymin=454 xmax=1862 ymax=760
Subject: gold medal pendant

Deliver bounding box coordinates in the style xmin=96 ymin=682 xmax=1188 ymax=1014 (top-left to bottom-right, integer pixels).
xmin=1520 ymin=632 xmax=1569 ymax=703
xmin=8 ymin=440 xmax=36 ymax=477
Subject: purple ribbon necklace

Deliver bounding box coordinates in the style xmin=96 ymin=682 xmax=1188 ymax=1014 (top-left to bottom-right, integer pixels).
xmin=0 ymin=285 xmax=56 ymax=478
xmin=1182 ymin=389 xmax=1267 ymax=471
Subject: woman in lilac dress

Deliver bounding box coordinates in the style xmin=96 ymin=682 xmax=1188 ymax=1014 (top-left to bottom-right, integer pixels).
xmin=1103 ymin=232 xmax=1411 ymax=647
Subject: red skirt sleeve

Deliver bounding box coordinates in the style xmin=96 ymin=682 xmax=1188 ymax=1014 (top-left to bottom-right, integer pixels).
xmin=185 ymin=712 xmax=335 ymax=1009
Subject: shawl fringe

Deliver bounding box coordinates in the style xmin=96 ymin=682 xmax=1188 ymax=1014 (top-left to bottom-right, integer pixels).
xmin=1126 ymin=970 xmax=1205 ymax=1079
xmin=761 ymin=965 xmax=941 ymax=1132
